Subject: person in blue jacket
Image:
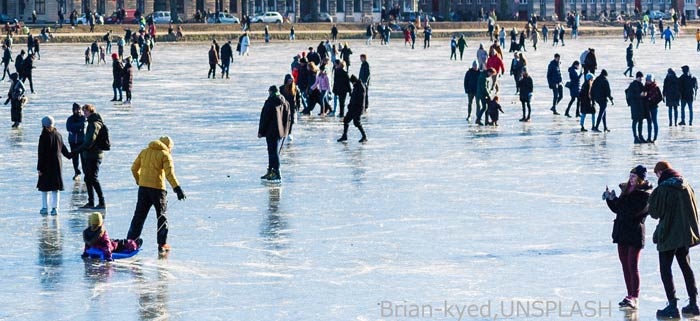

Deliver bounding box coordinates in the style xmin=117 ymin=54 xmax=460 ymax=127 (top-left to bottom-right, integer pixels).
xmin=547 ymin=53 xmax=563 ymax=115
xmin=66 ymin=103 xmax=85 ymax=180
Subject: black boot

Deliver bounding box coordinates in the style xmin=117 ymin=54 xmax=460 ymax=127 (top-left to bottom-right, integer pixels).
xmin=682 ymin=303 xmax=700 ymax=316
xmin=337 ymin=124 xmax=349 ymax=142
xmin=261 ymin=168 xmax=272 ymax=180
xmin=267 ymin=168 xmax=281 ymax=181
xmin=657 ymin=300 xmax=680 ymax=319
xmin=95 ymin=199 xmax=106 ymax=209
xmin=358 ymin=124 xmax=367 ymax=143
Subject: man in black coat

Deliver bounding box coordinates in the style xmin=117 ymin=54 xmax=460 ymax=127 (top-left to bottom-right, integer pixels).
xmin=73 ymin=104 xmax=107 ymax=209
xmin=463 ymin=60 xmax=480 ymax=121
xmin=110 ymin=53 xmax=123 ymax=101
xmin=591 ymin=69 xmax=614 ymax=132
xmin=358 ymin=54 xmax=370 ymax=111
xmin=332 ymin=59 xmax=351 ymax=117
xmin=14 ymin=50 xmax=24 ymax=77
xmin=678 ymin=65 xmax=697 ymax=126
xmin=338 ymin=75 xmax=367 ymax=143
xmin=66 ymin=103 xmax=85 ymax=180
xmin=21 ymin=52 xmax=35 ymax=94
xmin=258 ymin=86 xmax=291 ymax=181
xmin=1 ymin=44 xmax=11 ymax=80
xmin=307 ymin=47 xmax=321 ymax=66
xmin=220 ymin=40 xmax=233 ymax=79
xmin=626 ymin=71 xmax=646 ymax=143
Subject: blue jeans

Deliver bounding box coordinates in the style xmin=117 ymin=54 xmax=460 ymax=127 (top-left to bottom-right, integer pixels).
xmin=647 ymin=107 xmax=658 ymax=141
xmin=595 ymin=101 xmax=608 ymax=129
xmin=106 ymin=41 xmax=112 ymax=53
xmin=580 ymin=113 xmax=595 ymax=128
xmin=681 ymin=99 xmax=693 ymax=125
xmin=668 ymin=106 xmax=678 ymax=125
xmin=112 ymin=84 xmax=122 ymax=100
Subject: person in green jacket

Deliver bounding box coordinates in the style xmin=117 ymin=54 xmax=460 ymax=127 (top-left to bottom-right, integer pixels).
xmin=475 ymin=68 xmax=495 ymax=126
xmin=73 ymin=104 xmax=106 ymax=209
xmin=649 ymin=160 xmax=700 ymax=318
xmin=457 ymin=35 xmax=467 ymax=61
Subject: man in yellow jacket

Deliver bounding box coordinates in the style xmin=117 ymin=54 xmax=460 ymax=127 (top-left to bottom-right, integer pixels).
xmin=126 ymin=136 xmax=186 ymax=253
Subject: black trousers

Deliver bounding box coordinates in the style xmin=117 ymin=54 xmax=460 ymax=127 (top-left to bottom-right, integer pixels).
xmin=69 ymin=142 xmax=82 ymax=175
xmin=1 ymin=61 xmax=9 ymax=79
xmin=336 ymin=92 xmax=347 ymax=115
xmin=82 ymin=153 xmax=103 ymax=203
xmin=343 ymin=114 xmax=366 ymax=138
xmin=266 ymin=136 xmax=282 ymax=170
xmin=127 ymin=186 xmax=168 ymax=245
xmin=659 ymin=246 xmax=698 ymax=302
xmin=10 ymin=98 xmax=21 ymax=123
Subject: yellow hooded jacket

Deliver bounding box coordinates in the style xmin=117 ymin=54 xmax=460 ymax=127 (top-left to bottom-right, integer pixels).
xmin=132 ymin=138 xmax=180 ymax=191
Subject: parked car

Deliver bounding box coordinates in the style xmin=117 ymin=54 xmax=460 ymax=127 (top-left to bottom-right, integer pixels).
xmin=149 ymin=11 xmax=172 ymax=23
xmin=399 ymin=12 xmax=435 ymax=22
xmin=0 ymin=14 xmax=13 ymax=24
xmin=207 ymin=12 xmax=240 ymax=23
xmin=648 ymin=10 xmax=671 ymax=20
xmin=64 ymin=13 xmax=103 ymax=25
xmin=251 ymin=11 xmax=283 ymax=23
xmin=105 ymin=9 xmax=137 ymax=24
xmin=301 ymin=12 xmax=333 ymax=22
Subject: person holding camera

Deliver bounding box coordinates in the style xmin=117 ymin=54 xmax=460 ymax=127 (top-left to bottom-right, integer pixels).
xmin=603 ymin=165 xmax=652 ymax=310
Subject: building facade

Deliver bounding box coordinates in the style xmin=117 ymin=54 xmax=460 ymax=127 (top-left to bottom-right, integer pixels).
xmin=0 ymin=0 xmax=694 ymax=23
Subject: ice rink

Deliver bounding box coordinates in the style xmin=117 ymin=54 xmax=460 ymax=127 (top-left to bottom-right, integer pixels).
xmin=2 ymin=33 xmax=700 ymax=320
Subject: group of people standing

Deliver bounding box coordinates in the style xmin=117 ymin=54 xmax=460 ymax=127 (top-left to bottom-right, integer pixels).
xmin=604 ymin=162 xmax=700 ymax=319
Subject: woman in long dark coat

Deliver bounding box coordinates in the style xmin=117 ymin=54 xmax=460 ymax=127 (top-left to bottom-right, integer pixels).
xmin=579 ymin=73 xmax=596 ymax=131
xmin=663 ymin=68 xmax=681 ymax=126
xmin=37 ymin=116 xmax=71 ymax=215
xmin=565 ymin=61 xmax=582 ymax=117
xmin=122 ymin=57 xmax=134 ymax=104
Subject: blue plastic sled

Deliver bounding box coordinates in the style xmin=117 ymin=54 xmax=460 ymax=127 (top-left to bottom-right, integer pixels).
xmin=84 ymin=247 xmax=141 ymax=261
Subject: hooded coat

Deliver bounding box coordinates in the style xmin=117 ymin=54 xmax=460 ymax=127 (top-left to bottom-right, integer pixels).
xmin=606 ymin=181 xmax=652 ymax=248
xmin=663 ymin=71 xmax=681 ymax=107
xmin=77 ymin=113 xmax=105 ymax=158
xmin=131 ymin=138 xmax=180 ymax=191
xmin=37 ymin=127 xmax=71 ymax=191
xmin=579 ymin=79 xmax=595 ymax=114
xmin=258 ymin=93 xmax=291 ymax=139
xmin=568 ymin=66 xmax=582 ymax=97
xmin=649 ymin=170 xmax=700 ymax=252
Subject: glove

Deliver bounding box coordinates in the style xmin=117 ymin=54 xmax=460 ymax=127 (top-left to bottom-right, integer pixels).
xmin=174 ymin=186 xmax=186 ymax=200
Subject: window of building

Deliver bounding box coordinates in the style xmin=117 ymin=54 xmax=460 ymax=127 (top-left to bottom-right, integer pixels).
xmin=685 ymin=0 xmax=693 ymax=3
xmin=491 ymin=0 xmax=496 ymax=4
xmin=590 ymin=0 xmax=595 ymax=4
xmin=569 ymin=0 xmax=575 ymax=4
xmin=658 ymin=0 xmax=663 ymax=3
xmin=521 ymin=0 xmax=527 ymax=4
xmin=320 ymin=0 xmax=328 ymax=12
xmin=373 ymin=0 xmax=380 ymax=11
xmin=646 ymin=0 xmax=651 ymax=4
xmin=354 ymin=0 xmax=361 ymax=12
xmin=34 ymin=0 xmax=45 ymax=14
xmin=336 ymin=0 xmax=343 ymax=12
xmin=476 ymin=0 xmax=482 ymax=4
xmin=610 ymin=0 xmax=614 ymax=3
xmin=97 ymin=0 xmax=105 ymax=14
xmin=581 ymin=0 xmax=585 ymax=4
xmin=465 ymin=0 xmax=472 ymax=4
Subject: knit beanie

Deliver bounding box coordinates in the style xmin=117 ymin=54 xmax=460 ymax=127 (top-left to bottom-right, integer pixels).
xmin=630 ymin=165 xmax=647 ymax=180
xmin=159 ymin=136 xmax=173 ymax=149
xmin=89 ymin=212 xmax=103 ymax=227
xmin=41 ymin=116 xmax=54 ymax=128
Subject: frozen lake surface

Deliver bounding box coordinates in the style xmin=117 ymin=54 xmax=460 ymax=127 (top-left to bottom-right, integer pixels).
xmin=3 ymin=34 xmax=700 ymax=320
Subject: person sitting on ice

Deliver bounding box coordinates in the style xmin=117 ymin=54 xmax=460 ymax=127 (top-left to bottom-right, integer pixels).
xmin=82 ymin=212 xmax=142 ymax=261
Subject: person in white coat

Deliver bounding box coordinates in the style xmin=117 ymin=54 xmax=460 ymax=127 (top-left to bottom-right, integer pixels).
xmin=240 ymin=32 xmax=250 ymax=56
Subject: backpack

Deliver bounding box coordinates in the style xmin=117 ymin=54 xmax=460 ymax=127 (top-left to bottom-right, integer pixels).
xmin=94 ymin=123 xmax=111 ymax=151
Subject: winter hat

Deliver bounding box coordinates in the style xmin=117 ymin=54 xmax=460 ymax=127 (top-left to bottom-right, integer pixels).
xmin=111 ymin=53 xmax=118 ymax=59
xmin=630 ymin=165 xmax=647 ymax=180
xmin=472 ymin=60 xmax=478 ymax=68
xmin=72 ymin=102 xmax=80 ymax=110
xmin=682 ymin=65 xmax=690 ymax=72
xmin=159 ymin=136 xmax=173 ymax=149
xmin=585 ymin=73 xmax=594 ymax=81
xmin=600 ymin=69 xmax=608 ymax=77
xmin=635 ymin=71 xmax=644 ymax=78
xmin=88 ymin=212 xmax=103 ymax=227
xmin=41 ymin=115 xmax=54 ymax=128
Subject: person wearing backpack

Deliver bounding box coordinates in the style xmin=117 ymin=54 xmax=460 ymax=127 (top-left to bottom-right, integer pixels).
xmin=678 ymin=65 xmax=697 ymax=126
xmin=127 ymin=135 xmax=186 ymax=254
xmin=73 ymin=104 xmax=107 ymax=209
